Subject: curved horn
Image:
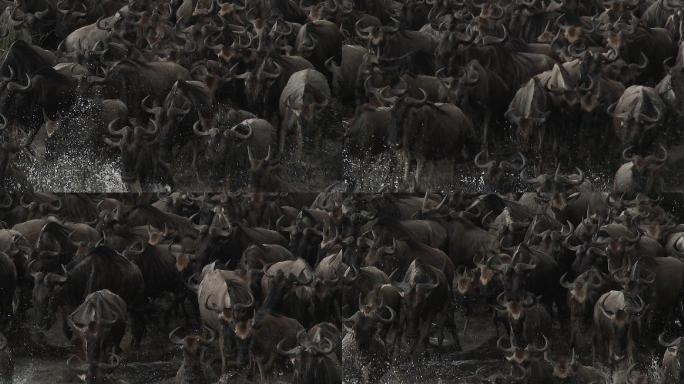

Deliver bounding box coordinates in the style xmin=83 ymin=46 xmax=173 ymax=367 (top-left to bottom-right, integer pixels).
xmin=659 ymin=332 xmax=681 ymax=348
xmin=232 ymin=289 xmax=255 ymax=309
xmin=169 ymin=326 xmax=185 ymax=345
xmin=559 ymin=272 xmax=574 ymax=289
xmin=474 ymin=150 xmax=496 ymax=169
xmin=525 ymin=334 xmax=549 ymax=352
xmin=276 ymin=337 xmax=304 ymax=356
xmin=193 ymin=120 xmax=218 ymax=137
xmin=374 ymin=305 xmax=396 ymax=324
xmin=6 ymin=73 xmax=32 ymax=92
xmin=226 ymin=122 xmax=253 ymax=140
xmin=141 ymin=95 xmax=162 ymax=116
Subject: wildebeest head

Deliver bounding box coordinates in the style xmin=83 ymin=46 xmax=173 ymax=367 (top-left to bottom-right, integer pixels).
xmin=34 ymin=221 xmax=76 ymax=272
xmin=169 ymin=326 xmax=215 ymax=364
xmin=355 ymin=19 xmax=400 ymax=56
xmin=31 ymin=267 xmax=68 ymax=329
xmin=276 ymin=327 xmax=339 ymax=384
xmin=399 ymin=261 xmax=445 ymax=339
xmin=360 ymin=237 xmax=399 ymax=276
xmin=521 ymin=165 xmax=585 ymax=194
xmin=560 ymin=269 xmax=604 ymax=319
xmin=543 ymin=349 xmax=577 ymax=380
xmin=495 ymin=291 xmax=541 ymax=346
xmin=659 ymin=56 xmax=684 ymax=113
xmin=235 ymin=58 xmax=282 ymax=112
xmin=5 ymin=4 xmax=50 ymax=30
xmin=496 ymin=334 xmax=549 ymax=365
xmin=474 ymin=151 xmax=526 ymax=191
xmin=443 ymin=60 xmax=483 ymax=107
xmin=505 ymin=77 xmax=549 ymax=151
xmin=247 ymin=145 xmax=284 ymax=192
xmin=492 ymin=246 xmax=536 ymax=300
xmin=453 ymin=265 xmax=477 ymax=300
xmin=598 ymin=292 xmax=646 ymax=363
xmin=67 ymin=292 xmax=124 ymax=367
xmin=556 ymin=14 xmax=596 ymax=45
xmin=193 ymin=118 xmax=253 ymax=183
xmin=377 ymin=79 xmax=429 ymax=150
xmin=619 ymin=145 xmax=668 ymax=193
xmin=103 ymin=118 xmax=163 ymax=185
xmin=607 ymin=86 xmax=663 ymax=148
xmin=659 ymin=332 xmax=684 ymax=381
xmin=276 ymin=213 xmax=322 ymax=265
xmin=603 ymin=229 xmax=641 ymax=275
xmin=601 ymin=52 xmax=648 ymax=86
xmin=342 ymin=295 xmax=394 ymax=351
xmin=0 ymin=68 xmax=34 ymax=123
xmin=567 ymin=239 xmax=606 ymax=273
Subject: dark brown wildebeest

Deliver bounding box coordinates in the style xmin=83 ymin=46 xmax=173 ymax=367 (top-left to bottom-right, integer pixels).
xmin=168 ymin=326 xmax=218 ymax=384
xmin=66 ymin=289 xmax=126 ymax=384
xmin=31 ymin=246 xmax=146 ymax=347
xmin=613 ymin=145 xmax=668 ymax=196
xmin=382 ymin=82 xmax=478 ymax=191
xmin=505 ymin=77 xmax=551 ymax=169
xmin=607 ymin=85 xmax=666 ymax=153
xmin=396 ymin=258 xmax=458 ymax=353
xmin=593 ymin=290 xmax=646 ymax=365
xmin=278 ymin=68 xmax=332 ymax=161
xmin=544 ymin=349 xmax=607 ymax=383
xmin=276 ymin=323 xmax=341 ymax=384
xmin=560 ymin=269 xmax=608 ymax=352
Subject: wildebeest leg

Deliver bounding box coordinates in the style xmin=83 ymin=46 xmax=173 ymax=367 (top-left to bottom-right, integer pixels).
xmin=413 ymin=158 xmax=425 ymax=193
xmin=278 ymin=125 xmax=287 ymax=160
xmin=537 ymin=125 xmax=546 ymax=173
xmin=316 ymin=123 xmax=323 ymax=157
xmin=448 ymin=309 xmax=462 ymax=350
xmin=219 ymin=326 xmax=226 ymax=374
xmin=257 ymin=359 xmax=267 ymax=384
xmin=483 ymin=113 xmax=491 ymax=153
xmin=127 ymin=179 xmax=143 ymax=193
xmin=411 ymin=315 xmax=432 ymax=355
xmin=60 ymin=308 xmax=73 ymax=341
xmin=296 ymin=122 xmax=304 ymax=163
xmin=402 ymin=152 xmax=412 ymax=186
xmin=130 ymin=310 xmax=146 ymax=348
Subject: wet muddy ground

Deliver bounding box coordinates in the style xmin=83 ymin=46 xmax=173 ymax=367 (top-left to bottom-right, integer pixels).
xmin=342 ymin=309 xmax=665 ymax=384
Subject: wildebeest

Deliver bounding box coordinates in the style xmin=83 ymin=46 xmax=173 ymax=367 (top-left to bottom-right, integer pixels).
xmin=278 ymin=68 xmax=332 ymax=161
xmin=613 ymin=145 xmax=668 ymax=196
xmin=382 ymin=82 xmax=478 ymax=190
xmin=168 ymin=326 xmax=218 ymax=384
xmin=593 ymin=290 xmax=646 ymax=365
xmin=396 ymin=258 xmax=454 ymax=353
xmin=276 ymin=323 xmax=341 ymax=384
xmin=66 ymin=289 xmax=127 ymax=384
xmin=31 ymin=245 xmax=146 ymax=346
xmin=607 ymin=85 xmax=666 ymax=152
xmin=197 ymin=264 xmax=255 ymax=372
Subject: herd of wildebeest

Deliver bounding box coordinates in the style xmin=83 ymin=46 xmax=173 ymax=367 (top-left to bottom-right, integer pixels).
xmin=3 ymin=0 xmax=684 ymax=383
xmin=1 ymin=190 xmax=684 ymax=384
xmin=0 ymin=0 xmax=683 ymax=192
